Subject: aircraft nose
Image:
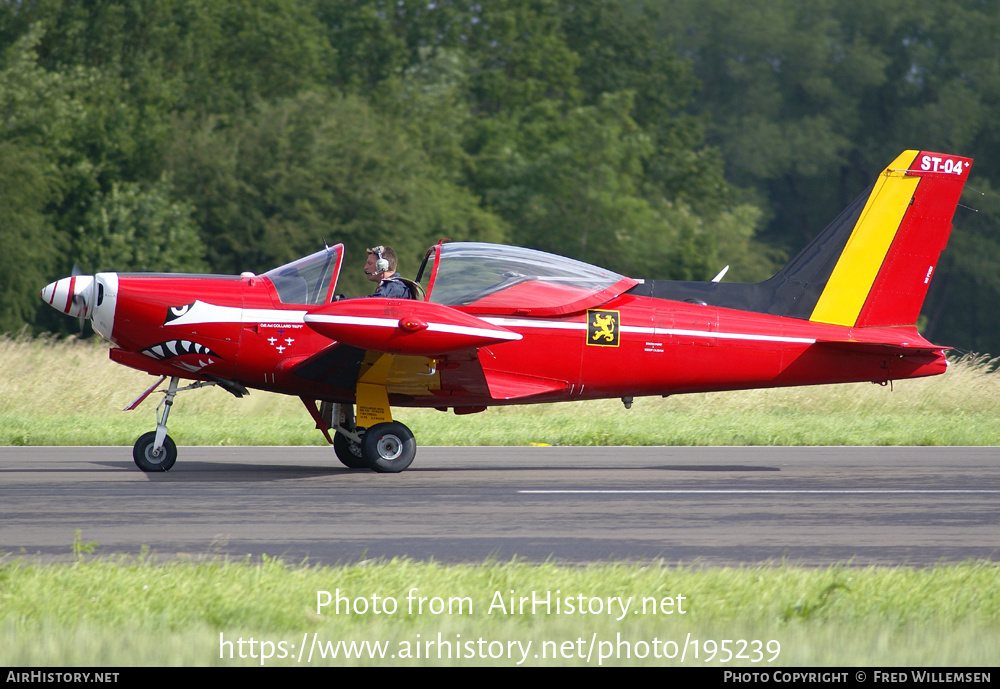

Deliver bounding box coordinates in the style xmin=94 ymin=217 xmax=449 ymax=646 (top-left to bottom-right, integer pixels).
xmin=41 ymin=275 xmax=96 ymax=319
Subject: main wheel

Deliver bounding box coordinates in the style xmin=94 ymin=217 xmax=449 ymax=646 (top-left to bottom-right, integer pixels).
xmin=133 ymin=431 xmax=177 ymax=472
xmin=361 ymin=422 xmax=416 ymax=473
xmin=333 ymin=430 xmax=367 ymax=469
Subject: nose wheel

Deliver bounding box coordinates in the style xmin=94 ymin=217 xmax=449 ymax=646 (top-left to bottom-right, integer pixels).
xmin=133 ymin=431 xmax=177 ymax=471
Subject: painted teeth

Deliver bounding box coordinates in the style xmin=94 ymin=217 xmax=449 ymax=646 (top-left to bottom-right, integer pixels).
xmin=141 ymin=340 xmax=217 ymax=360
xmin=175 ymin=358 xmax=214 ymax=373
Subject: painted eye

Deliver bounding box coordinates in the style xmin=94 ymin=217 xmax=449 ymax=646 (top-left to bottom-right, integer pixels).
xmin=165 ymin=303 xmax=194 ymax=323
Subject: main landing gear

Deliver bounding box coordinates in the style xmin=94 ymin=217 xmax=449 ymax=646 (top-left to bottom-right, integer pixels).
xmin=319 ymin=402 xmax=417 ymax=473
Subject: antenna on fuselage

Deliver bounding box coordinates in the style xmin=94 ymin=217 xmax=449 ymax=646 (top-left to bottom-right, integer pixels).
xmin=711 ymin=265 xmax=730 ymax=283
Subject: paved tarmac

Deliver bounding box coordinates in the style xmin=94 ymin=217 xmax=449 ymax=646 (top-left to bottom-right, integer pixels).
xmin=2 ymin=446 xmax=998 ymax=565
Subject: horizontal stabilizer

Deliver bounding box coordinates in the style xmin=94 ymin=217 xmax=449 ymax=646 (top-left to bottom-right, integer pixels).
xmin=815 ymin=339 xmax=949 ymax=357
xmin=814 ymin=325 xmax=949 ymax=358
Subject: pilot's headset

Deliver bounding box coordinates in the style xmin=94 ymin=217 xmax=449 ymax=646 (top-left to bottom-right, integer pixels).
xmin=369 ymin=246 xmax=389 ymax=273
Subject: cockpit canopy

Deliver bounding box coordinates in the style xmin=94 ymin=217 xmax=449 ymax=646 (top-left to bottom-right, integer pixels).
xmin=262 ymin=241 xmax=636 ymax=315
xmin=418 ymin=242 xmax=637 ymax=316
xmin=263 ymin=244 xmax=343 ymax=305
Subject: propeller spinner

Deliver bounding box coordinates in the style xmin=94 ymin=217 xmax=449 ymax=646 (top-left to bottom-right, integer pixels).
xmin=41 ymin=275 xmax=96 ymax=320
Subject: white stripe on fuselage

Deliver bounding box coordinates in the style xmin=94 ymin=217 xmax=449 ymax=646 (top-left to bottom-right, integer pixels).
xmin=167 ymin=302 xmax=812 ymax=346
xmin=482 ymin=317 xmax=815 ymax=345
xmin=165 ymin=301 xmax=307 ymax=327
xmin=303 ymin=314 xmax=522 ymax=341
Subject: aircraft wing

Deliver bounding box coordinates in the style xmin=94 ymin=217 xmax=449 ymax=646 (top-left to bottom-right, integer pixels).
xmin=479 ymin=368 xmax=570 ymax=400
xmin=302 ymin=298 xmax=521 ymax=355
xmin=286 ymin=341 xmax=370 ymax=391
xmin=288 ymin=339 xmax=569 ymax=404
xmin=292 ymin=298 xmax=568 ymax=404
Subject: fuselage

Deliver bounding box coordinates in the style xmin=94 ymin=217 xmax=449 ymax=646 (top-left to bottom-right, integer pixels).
xmin=41 ymin=268 xmax=947 ymax=410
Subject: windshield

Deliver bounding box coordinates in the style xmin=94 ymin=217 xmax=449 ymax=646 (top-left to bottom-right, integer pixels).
xmin=424 ymin=243 xmax=636 ymax=315
xmin=263 ymin=244 xmax=343 ymax=305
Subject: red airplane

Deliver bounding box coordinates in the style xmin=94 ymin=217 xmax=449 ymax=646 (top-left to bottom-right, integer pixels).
xmin=41 ymin=150 xmax=971 ymax=473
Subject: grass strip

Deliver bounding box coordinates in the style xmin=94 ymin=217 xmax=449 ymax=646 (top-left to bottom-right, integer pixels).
xmin=1 ymin=555 xmax=998 ymax=666
xmin=3 ymin=335 xmax=1000 ymax=447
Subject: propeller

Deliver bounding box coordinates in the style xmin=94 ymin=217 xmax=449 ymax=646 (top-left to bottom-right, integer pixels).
xmin=70 ymin=263 xmax=90 ymax=335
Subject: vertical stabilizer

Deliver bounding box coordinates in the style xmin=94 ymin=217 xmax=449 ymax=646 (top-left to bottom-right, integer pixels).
xmin=625 ymin=151 xmax=972 ymax=327
xmin=808 ymin=150 xmax=971 ymax=327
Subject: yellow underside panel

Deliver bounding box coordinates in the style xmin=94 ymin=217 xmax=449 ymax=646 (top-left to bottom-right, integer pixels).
xmin=386 ymin=356 xmax=440 ymax=396
xmin=810 ymin=151 xmax=920 ymax=326
xmin=356 ymin=353 xmax=394 ymax=425
xmin=354 ymin=353 xmax=441 ymax=426
xmin=356 ymin=382 xmax=392 ymax=425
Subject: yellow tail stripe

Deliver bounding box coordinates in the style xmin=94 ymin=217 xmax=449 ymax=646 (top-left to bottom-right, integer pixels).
xmin=809 ymin=151 xmax=920 ymax=326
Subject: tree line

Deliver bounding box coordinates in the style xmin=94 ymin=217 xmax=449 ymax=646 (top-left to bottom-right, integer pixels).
xmin=2 ymin=0 xmax=998 ymax=353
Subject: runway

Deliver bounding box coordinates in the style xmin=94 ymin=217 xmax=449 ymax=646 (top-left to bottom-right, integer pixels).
xmin=2 ymin=446 xmax=998 ymax=566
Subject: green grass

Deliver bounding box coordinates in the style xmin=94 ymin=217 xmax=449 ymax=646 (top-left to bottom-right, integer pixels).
xmin=3 ymin=334 xmax=1000 ymax=446
xmin=1 ymin=555 xmax=998 ymax=666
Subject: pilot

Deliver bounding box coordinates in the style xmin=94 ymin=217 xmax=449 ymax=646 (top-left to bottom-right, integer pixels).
xmin=365 ymin=245 xmax=413 ymax=299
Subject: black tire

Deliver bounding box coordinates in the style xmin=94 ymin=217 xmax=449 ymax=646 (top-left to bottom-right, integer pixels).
xmin=133 ymin=431 xmax=177 ymax=472
xmin=361 ymin=421 xmax=416 ymax=473
xmin=333 ymin=430 xmax=368 ymax=469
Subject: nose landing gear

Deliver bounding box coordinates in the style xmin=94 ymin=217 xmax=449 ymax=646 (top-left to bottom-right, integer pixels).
xmin=130 ymin=376 xmax=234 ymax=472
xmin=132 ymin=377 xmax=181 ymax=472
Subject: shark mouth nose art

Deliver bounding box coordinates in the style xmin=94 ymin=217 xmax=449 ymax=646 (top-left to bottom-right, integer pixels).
xmin=141 ymin=339 xmax=219 ymax=361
